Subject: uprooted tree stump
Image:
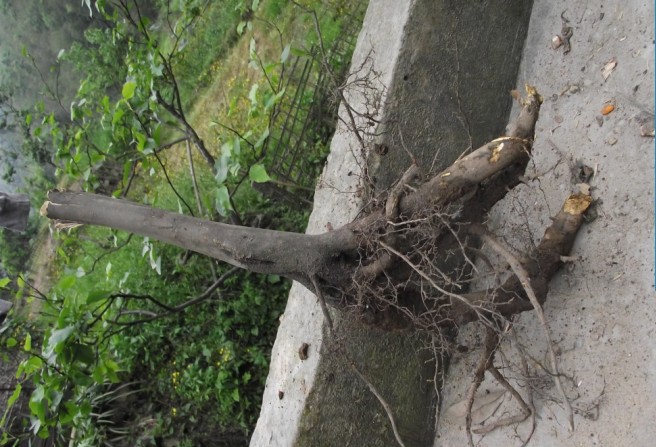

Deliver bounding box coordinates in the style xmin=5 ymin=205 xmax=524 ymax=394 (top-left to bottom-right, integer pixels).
xmin=41 ymin=86 xmax=592 ymax=444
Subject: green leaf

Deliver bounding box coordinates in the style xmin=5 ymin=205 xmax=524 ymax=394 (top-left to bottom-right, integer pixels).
xmin=79 ymin=401 xmax=92 ymax=417
xmin=280 ymin=44 xmax=291 ymax=63
xmin=101 ymin=95 xmax=110 ymax=113
xmin=229 ymin=162 xmax=241 ymax=177
xmin=231 ymin=388 xmax=240 ymax=402
xmin=25 ymin=114 xmax=32 ymax=126
xmin=214 ymin=150 xmax=231 ymax=184
xmin=249 ymin=38 xmax=257 ymax=58
xmin=291 ymin=47 xmax=310 ymax=57
xmin=87 ymin=290 xmax=110 ymax=304
xmin=255 ymin=127 xmax=270 ymax=148
xmin=112 ymin=106 xmax=125 ymax=125
xmin=52 ymin=326 xmax=75 ymax=345
xmin=122 ymin=160 xmax=132 ymax=185
xmin=215 ymin=186 xmax=231 ymax=217
xmin=45 ymin=326 xmax=75 ymax=357
xmin=6 ymin=338 xmax=17 ymax=348
xmin=0 ymin=277 xmax=10 ymax=289
xmin=248 ymin=83 xmax=259 ymax=106
xmin=122 ymin=81 xmax=136 ymax=100
xmin=152 ymin=124 xmax=163 ymax=146
xmin=104 ymin=358 xmax=121 ymax=383
xmin=70 ymin=343 xmax=95 ymax=365
xmin=249 ymin=164 xmax=271 ymax=183
xmin=265 ymin=88 xmax=286 ymax=111
xmin=92 ymin=362 xmax=106 ymax=383
xmin=20 ymin=356 xmax=43 ymax=375
xmin=7 ymin=383 xmax=21 ymax=407
xmin=58 ymin=275 xmax=76 ymax=290
xmin=134 ymin=131 xmax=147 ymax=152
xmin=23 ymin=333 xmax=31 ymax=352
xmin=59 ymin=402 xmax=78 ymax=425
xmin=30 ymin=386 xmax=47 ymax=422
xmin=232 ymin=136 xmax=241 ymax=156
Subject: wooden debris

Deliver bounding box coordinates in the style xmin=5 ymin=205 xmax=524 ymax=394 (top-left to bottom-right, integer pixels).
xmin=601 ymin=57 xmax=617 ymax=80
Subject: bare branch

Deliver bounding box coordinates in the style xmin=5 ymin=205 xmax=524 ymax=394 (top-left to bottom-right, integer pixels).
xmin=113 ymin=267 xmax=239 ymax=325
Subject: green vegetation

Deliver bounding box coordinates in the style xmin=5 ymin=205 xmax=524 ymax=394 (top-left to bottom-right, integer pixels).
xmin=0 ymin=0 xmax=365 ymax=445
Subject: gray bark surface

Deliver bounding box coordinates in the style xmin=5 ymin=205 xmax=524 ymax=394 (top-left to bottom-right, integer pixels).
xmin=0 ymin=192 xmax=30 ymax=232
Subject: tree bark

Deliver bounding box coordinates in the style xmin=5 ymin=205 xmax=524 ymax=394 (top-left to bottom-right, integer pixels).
xmin=0 ymin=192 xmax=31 ymax=232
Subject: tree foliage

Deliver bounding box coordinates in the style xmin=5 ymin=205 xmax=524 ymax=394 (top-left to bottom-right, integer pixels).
xmin=1 ymin=0 xmax=359 ymax=445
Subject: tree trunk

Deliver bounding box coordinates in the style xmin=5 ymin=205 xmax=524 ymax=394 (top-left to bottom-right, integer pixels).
xmin=40 ymin=87 xmax=592 ymax=330
xmin=0 ymin=192 xmax=31 ymax=232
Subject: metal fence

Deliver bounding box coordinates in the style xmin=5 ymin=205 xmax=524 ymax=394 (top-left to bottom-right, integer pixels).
xmin=254 ymin=1 xmax=368 ymax=207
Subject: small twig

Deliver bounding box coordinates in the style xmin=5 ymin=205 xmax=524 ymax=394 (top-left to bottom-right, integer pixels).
xmin=89 ymin=234 xmax=134 ymax=274
xmin=18 ymin=275 xmax=49 ymax=302
xmin=472 ymin=365 xmax=531 ymax=434
xmin=385 ymin=164 xmax=421 ymax=220
xmin=511 ymin=327 xmax=537 ymax=446
xmin=118 ymin=309 xmax=157 ymax=318
xmin=479 ymin=231 xmax=575 ymax=432
xmin=311 ymin=275 xmax=334 ymax=333
xmin=379 ymin=241 xmax=492 ymax=323
xmin=151 ymin=149 xmax=195 ymax=216
xmin=465 ymin=327 xmax=499 ymax=447
xmin=398 ymin=128 xmax=417 ymax=165
xmin=112 ymin=267 xmax=239 ymax=325
xmin=185 ymin=139 xmax=204 ymax=216
xmin=348 ymin=357 xmax=407 ymax=447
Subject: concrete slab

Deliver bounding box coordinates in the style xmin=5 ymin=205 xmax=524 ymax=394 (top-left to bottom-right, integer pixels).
xmin=251 ymin=0 xmax=534 ymax=445
xmin=435 ymin=0 xmax=655 ymax=445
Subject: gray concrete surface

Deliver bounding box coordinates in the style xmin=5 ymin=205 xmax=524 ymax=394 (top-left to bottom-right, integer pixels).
xmin=251 ymin=0 xmax=534 ymax=445
xmin=435 ymin=1 xmax=655 ymax=446
xmin=249 ymin=1 xmax=415 ymax=445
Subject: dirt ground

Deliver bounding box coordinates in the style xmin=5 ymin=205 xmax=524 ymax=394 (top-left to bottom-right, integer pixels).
xmin=435 ymin=0 xmax=655 ymax=445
